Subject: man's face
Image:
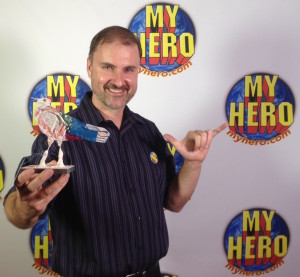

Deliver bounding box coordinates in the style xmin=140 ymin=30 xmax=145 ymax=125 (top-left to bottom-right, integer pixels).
xmin=87 ymin=40 xmax=140 ymax=113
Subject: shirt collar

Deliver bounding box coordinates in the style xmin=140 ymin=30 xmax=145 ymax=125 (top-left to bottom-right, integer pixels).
xmin=77 ymin=91 xmax=145 ymax=127
xmin=76 ymin=91 xmax=105 ymax=126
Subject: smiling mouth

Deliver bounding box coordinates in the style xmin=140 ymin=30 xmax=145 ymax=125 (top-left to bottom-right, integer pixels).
xmin=104 ymin=83 xmax=129 ymax=93
xmin=108 ymin=88 xmax=125 ymax=94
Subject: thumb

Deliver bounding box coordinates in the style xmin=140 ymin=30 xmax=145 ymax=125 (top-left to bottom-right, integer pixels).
xmin=164 ymin=133 xmax=179 ymax=148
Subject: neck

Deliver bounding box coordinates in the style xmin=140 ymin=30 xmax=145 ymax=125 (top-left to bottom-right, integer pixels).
xmin=99 ymin=108 xmax=124 ymax=130
xmin=91 ymin=96 xmax=124 ymax=129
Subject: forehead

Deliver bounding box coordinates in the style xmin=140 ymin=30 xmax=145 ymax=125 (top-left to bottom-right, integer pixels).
xmin=93 ymin=41 xmax=140 ymax=62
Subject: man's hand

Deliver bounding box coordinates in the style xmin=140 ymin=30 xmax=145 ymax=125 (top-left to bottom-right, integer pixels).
xmin=5 ymin=161 xmax=70 ymax=229
xmin=164 ymin=123 xmax=227 ymax=212
xmin=164 ymin=122 xmax=227 ymax=163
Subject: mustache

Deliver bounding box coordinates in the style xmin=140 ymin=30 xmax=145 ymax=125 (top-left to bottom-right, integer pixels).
xmin=104 ymin=83 xmax=129 ymax=91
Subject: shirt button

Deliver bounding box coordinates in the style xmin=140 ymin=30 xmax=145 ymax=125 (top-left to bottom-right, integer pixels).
xmin=137 ymin=216 xmax=141 ymax=221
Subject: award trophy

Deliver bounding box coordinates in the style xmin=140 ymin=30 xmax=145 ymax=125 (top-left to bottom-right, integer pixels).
xmin=21 ymin=98 xmax=110 ymax=174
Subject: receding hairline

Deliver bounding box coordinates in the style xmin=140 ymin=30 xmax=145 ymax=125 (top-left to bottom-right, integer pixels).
xmin=88 ymin=26 xmax=142 ymax=61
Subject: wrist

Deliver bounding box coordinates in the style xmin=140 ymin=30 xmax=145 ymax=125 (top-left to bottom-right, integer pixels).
xmin=182 ymin=159 xmax=203 ymax=171
xmin=15 ymin=194 xmax=39 ymax=228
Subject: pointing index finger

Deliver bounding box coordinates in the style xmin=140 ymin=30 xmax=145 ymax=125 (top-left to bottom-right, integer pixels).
xmin=213 ymin=122 xmax=228 ymax=137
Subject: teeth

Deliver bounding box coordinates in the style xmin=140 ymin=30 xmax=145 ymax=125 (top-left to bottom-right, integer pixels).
xmin=109 ymin=88 xmax=123 ymax=93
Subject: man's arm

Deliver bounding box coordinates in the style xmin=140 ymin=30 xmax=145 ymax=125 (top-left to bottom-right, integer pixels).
xmin=4 ymin=165 xmax=69 ymax=229
xmin=5 ymin=190 xmax=40 ymax=229
xmin=164 ymin=123 xmax=227 ymax=212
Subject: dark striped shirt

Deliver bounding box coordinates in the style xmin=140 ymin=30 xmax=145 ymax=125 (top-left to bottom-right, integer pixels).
xmin=17 ymin=92 xmax=175 ymax=276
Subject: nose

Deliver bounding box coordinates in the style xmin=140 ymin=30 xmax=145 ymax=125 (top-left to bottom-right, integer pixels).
xmin=111 ymin=70 xmax=125 ymax=87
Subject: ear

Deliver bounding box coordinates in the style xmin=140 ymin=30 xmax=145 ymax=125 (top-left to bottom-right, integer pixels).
xmin=87 ymin=57 xmax=92 ymax=78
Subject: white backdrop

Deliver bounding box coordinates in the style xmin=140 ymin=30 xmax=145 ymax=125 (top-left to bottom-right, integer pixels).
xmin=1 ymin=0 xmax=300 ymax=276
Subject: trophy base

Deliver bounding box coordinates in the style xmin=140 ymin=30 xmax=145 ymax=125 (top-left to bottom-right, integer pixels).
xmin=20 ymin=165 xmax=75 ymax=174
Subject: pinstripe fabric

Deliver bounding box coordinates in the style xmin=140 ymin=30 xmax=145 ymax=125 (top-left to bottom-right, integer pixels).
xmin=29 ymin=92 xmax=175 ymax=276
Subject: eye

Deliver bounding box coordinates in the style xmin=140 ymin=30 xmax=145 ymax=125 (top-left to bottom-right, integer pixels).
xmin=125 ymin=67 xmax=135 ymax=73
xmin=103 ymin=65 xmax=112 ymax=70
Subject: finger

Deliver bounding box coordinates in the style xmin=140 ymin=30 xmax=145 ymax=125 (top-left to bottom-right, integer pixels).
xmin=46 ymin=160 xmax=57 ymax=166
xmin=204 ymin=130 xmax=214 ymax=149
xmin=199 ymin=131 xmax=208 ymax=150
xmin=164 ymin=133 xmax=185 ymax=153
xmin=190 ymin=130 xmax=206 ymax=151
xmin=39 ymin=174 xmax=70 ymax=201
xmin=26 ymin=169 xmax=54 ymax=192
xmin=193 ymin=131 xmax=202 ymax=149
xmin=164 ymin=134 xmax=177 ymax=145
xmin=194 ymin=130 xmax=202 ymax=136
xmin=16 ymin=168 xmax=35 ymax=187
xmin=49 ymin=173 xmax=70 ymax=197
xmin=212 ymin=122 xmax=228 ymax=137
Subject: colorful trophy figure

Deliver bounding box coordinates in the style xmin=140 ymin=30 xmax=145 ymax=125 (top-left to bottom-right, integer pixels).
xmin=22 ymin=98 xmax=110 ymax=174
xmin=35 ymin=98 xmax=68 ymax=167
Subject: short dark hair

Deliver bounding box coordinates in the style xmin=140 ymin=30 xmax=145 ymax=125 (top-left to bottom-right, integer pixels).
xmin=89 ymin=26 xmax=142 ymax=61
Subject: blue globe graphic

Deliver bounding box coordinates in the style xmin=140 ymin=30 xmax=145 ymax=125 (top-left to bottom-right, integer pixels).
xmin=226 ymin=74 xmax=295 ymax=140
xmin=129 ymin=4 xmax=196 ymax=72
xmin=28 ymin=74 xmax=90 ymax=120
xmin=174 ymin=150 xmax=184 ymax=173
xmin=224 ymin=209 xmax=290 ymax=271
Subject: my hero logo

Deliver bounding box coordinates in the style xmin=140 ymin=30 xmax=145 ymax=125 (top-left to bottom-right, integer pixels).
xmin=0 ymin=169 xmax=4 ymax=201
xmin=228 ymin=210 xmax=287 ymax=266
xmin=29 ymin=74 xmax=90 ymax=135
xmin=226 ymin=74 xmax=295 ymax=142
xmin=229 ymin=75 xmax=293 ymax=134
xmin=225 ymin=209 xmax=289 ymax=274
xmin=142 ymin=5 xmax=194 ymax=65
xmin=46 ymin=75 xmax=79 ymax=111
xmin=31 ymin=215 xmax=64 ymax=275
xmin=167 ymin=143 xmax=176 ymax=156
xmin=33 ymin=219 xmax=52 ymax=268
xmin=0 ymin=157 xmax=5 ymax=198
xmin=130 ymin=4 xmax=195 ymax=73
xmin=32 ymin=75 xmax=78 ymax=130
xmin=0 ymin=169 xmax=3 ymax=193
xmin=167 ymin=143 xmax=184 ymax=174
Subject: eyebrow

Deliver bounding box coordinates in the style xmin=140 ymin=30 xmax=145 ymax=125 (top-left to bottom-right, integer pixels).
xmin=125 ymin=65 xmax=138 ymax=70
xmin=100 ymin=62 xmax=138 ymax=70
xmin=100 ymin=62 xmax=114 ymax=67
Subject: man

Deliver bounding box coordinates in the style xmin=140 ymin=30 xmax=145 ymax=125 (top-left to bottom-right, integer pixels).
xmin=4 ymin=26 xmax=226 ymax=276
